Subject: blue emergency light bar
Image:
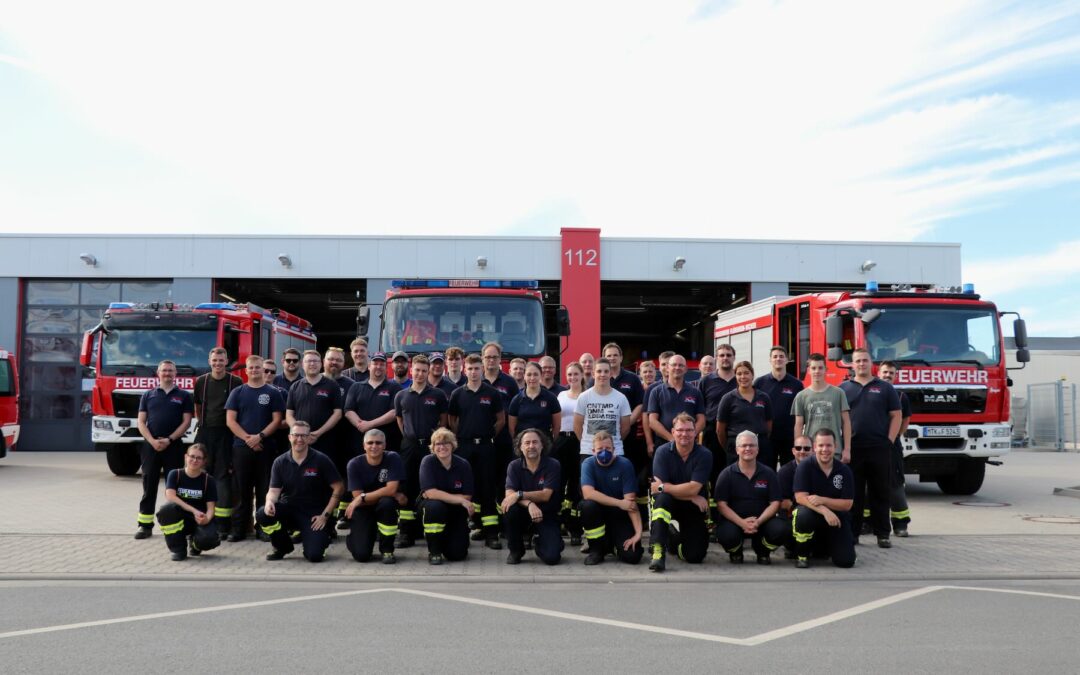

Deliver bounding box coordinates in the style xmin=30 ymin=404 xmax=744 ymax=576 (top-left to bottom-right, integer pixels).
xmin=391 ymin=279 xmax=539 ymax=289
xmin=108 ymin=302 xmax=133 ymax=309
xmin=195 ymin=302 xmax=239 ymax=311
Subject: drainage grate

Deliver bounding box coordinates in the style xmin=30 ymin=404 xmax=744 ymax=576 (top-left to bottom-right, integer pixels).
xmin=1021 ymin=516 xmax=1080 ymax=524
xmin=953 ymin=501 xmax=1011 ymax=507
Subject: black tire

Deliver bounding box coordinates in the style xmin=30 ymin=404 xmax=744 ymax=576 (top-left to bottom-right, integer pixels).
xmin=104 ymin=443 xmax=141 ymax=476
xmin=936 ymin=458 xmax=986 ymax=495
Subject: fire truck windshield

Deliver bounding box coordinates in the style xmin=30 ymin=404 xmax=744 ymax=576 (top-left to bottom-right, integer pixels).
xmin=863 ymin=306 xmax=1000 ymax=366
xmin=381 ymin=295 xmax=545 ymax=357
xmin=101 ymin=328 xmax=219 ymax=375
xmin=0 ymin=359 xmax=12 ymax=395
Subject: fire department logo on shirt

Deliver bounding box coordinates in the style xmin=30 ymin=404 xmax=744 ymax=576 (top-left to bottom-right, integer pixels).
xmin=479 ymin=396 xmax=492 ymax=405
xmin=782 ymin=387 xmax=794 ymax=395
xmin=453 ymin=480 xmax=463 ymax=489
xmin=537 ymin=476 xmax=547 ymax=487
xmin=316 ymin=390 xmax=329 ymax=398
xmin=258 ymin=393 xmax=271 ymax=405
xmin=683 ymin=396 xmax=697 ymax=404
xmin=497 ymin=386 xmax=508 ymax=395
xmin=423 ymin=397 xmax=438 ymax=406
xmin=868 ymin=387 xmax=881 ymax=394
xmin=754 ymin=401 xmax=766 ymax=408
xmin=754 ymin=480 xmax=768 ymax=489
xmin=539 ymin=401 xmax=548 ymax=408
xmin=177 ymin=487 xmax=203 ymax=499
xmin=378 ymin=468 xmax=389 ymax=482
xmin=169 ymin=396 xmax=184 ymax=404
xmin=378 ymin=390 xmax=390 ymax=397
xmin=832 ymin=475 xmax=844 ymax=490
xmin=304 ymin=468 xmax=319 ymax=477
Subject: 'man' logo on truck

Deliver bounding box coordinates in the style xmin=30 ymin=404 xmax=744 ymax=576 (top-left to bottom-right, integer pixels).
xmin=896 ymin=370 xmax=989 ymax=385
xmin=924 ymin=394 xmax=959 ymax=403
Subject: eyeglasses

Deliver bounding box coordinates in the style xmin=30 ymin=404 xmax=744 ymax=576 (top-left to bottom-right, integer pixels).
xmin=794 ymin=445 xmax=813 ymax=451
xmin=185 ymin=454 xmax=205 ymax=461
xmin=289 ymin=432 xmax=311 ymax=438
xmin=365 ymin=440 xmax=386 ymax=445
xmin=283 ymin=358 xmax=299 ymax=364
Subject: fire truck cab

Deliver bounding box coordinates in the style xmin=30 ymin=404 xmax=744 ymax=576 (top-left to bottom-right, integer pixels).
xmin=0 ymin=347 xmax=19 ymax=459
xmin=81 ymin=301 xmax=316 ymax=476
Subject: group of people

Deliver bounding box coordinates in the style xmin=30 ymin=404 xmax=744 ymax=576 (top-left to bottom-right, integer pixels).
xmin=134 ymin=337 xmax=910 ymax=570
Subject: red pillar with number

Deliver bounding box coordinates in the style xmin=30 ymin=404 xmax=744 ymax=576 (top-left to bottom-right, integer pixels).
xmin=560 ymin=227 xmax=601 ymax=371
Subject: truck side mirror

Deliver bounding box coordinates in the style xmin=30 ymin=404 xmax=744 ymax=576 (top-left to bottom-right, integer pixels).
xmin=859 ymin=308 xmax=882 ymax=324
xmin=827 ymin=346 xmax=843 ymax=361
xmin=556 ymin=307 xmax=570 ymax=337
xmin=1013 ymin=319 xmax=1028 ymax=349
xmin=825 ymin=315 xmax=842 ymax=347
xmin=357 ymin=305 xmax=370 ymax=335
xmin=79 ymin=331 xmax=93 ymax=367
xmin=1016 ymin=348 xmax=1030 ymax=363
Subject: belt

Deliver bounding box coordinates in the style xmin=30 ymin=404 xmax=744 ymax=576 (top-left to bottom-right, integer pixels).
xmin=466 ymin=437 xmax=493 ymax=445
xmin=407 ymin=437 xmax=431 ymax=446
xmin=559 ymin=431 xmax=577 ymax=438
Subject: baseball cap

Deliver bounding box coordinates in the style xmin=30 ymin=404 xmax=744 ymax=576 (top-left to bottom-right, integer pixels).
xmin=392 ymin=350 xmax=409 ymax=361
xmin=370 ymin=351 xmax=387 ymax=362
xmin=429 ymin=352 xmax=445 ymax=363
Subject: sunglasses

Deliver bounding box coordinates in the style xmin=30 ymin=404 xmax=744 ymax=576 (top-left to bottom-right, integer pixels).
xmin=794 ymin=445 xmax=813 ymax=451
xmin=264 ymin=368 xmax=276 ymax=374
xmin=283 ymin=358 xmax=299 ymax=364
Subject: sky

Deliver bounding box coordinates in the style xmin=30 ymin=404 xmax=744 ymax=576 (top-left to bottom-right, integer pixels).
xmin=1 ymin=1 xmax=1078 ymax=335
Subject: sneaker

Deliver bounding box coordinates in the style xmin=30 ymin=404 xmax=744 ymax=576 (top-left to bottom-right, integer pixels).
xmin=795 ymin=557 xmax=810 ymax=569
xmin=648 ymin=545 xmax=666 ymax=573
xmin=170 ymin=550 xmax=186 ymax=561
xmin=877 ymin=537 xmax=892 ymax=549
xmin=756 ymin=554 xmax=771 ymax=566
xmin=266 ymin=548 xmax=288 ymax=561
xmin=428 ymin=553 xmax=444 ymax=566
xmin=895 ymin=527 xmax=909 ymax=538
xmin=188 ymin=540 xmax=202 ymax=557
xmin=485 ymin=537 xmax=503 ymax=551
xmin=506 ymin=550 xmax=523 ymax=565
xmin=291 ymin=531 xmax=302 ymax=544
xmin=337 ymin=516 xmax=351 ymax=531
xmin=381 ymin=551 xmax=397 ymax=565
xmin=134 ymin=527 xmax=152 ymax=540
xmin=729 ymin=551 xmax=744 ymax=564
xmin=584 ymin=550 xmax=604 ymax=566
xmin=569 ymin=535 xmax=582 ymax=547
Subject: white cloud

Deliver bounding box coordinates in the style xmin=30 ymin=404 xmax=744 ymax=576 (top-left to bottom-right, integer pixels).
xmin=0 ymin=1 xmax=1078 ymax=240
xmin=965 ymin=240 xmax=1080 ymax=298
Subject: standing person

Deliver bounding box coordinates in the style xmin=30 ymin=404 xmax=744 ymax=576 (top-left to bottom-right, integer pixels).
xmin=792 ymin=353 xmax=852 ymax=463
xmin=753 ymin=346 xmax=804 ymax=470
xmin=343 ymin=351 xmax=402 ymax=456
xmin=285 ymin=350 xmax=344 ymax=454
xmin=792 ymin=429 xmax=856 ymax=569
xmin=323 ymin=347 xmax=356 ymax=526
xmin=877 ymin=361 xmax=913 ymax=537
xmin=156 ymin=443 xmax=220 ymax=561
xmin=262 ymin=360 xmax=278 ymax=379
xmin=134 ymin=360 xmax=194 ymax=539
xmin=272 ymin=348 xmax=303 ymax=392
xmin=342 ymin=337 xmax=370 ymax=383
xmin=579 ymin=431 xmax=643 ymax=565
xmin=256 ymin=421 xmax=345 ymax=562
xmin=344 ymin=429 xmax=404 ymax=564
xmin=502 ymin=429 xmax=562 ymax=565
xmin=394 ymin=355 xmax=449 ymax=547
xmin=224 ymin=355 xmax=286 ymax=542
xmin=419 ymin=428 xmax=474 ymax=565
xmin=193 ymin=347 xmax=243 ymax=538
xmin=698 ymin=344 xmax=737 ymax=487
xmin=447 ymin=353 xmax=505 ymax=549
xmin=697 ymin=355 xmax=715 ymax=381
xmin=508 ymin=362 xmax=562 ymax=438
xmin=389 ymin=351 xmax=412 ymax=387
xmin=716 ymin=361 xmax=774 ymax=468
xmin=443 ymin=347 xmax=467 ymax=388
xmin=714 ymin=431 xmax=785 ymax=565
xmin=509 ymin=357 xmax=527 ymax=392
xmin=603 ymin=342 xmax=648 ymax=515
xmin=648 ymin=413 xmax=712 ymax=572
xmin=654 ymin=351 xmax=675 ymax=390
xmin=646 ymin=354 xmax=706 ymax=449
xmin=427 ymin=352 xmax=457 ymax=398
xmin=578 ymin=352 xmax=596 ymax=389
xmin=539 ymin=355 xmax=566 ymax=394
xmin=637 ymin=360 xmax=656 ymax=389
xmin=556 ymin=361 xmax=586 ymax=544
xmin=482 ymin=341 xmax=519 ymax=506
xmin=574 ymin=359 xmax=632 ymax=459
xmin=840 ymin=349 xmax=902 ymax=548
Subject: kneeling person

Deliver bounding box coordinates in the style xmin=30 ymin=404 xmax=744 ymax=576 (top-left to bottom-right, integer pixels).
xmin=157 ymin=443 xmax=221 ymax=561
xmin=792 ymin=428 xmax=856 ymax=569
xmin=257 ymin=421 xmax=344 ymax=562
xmin=579 ymin=430 xmax=643 ymax=565
xmin=420 ymin=428 xmax=475 ymax=565
xmin=502 ymin=429 xmax=563 ymax=565
xmin=714 ymin=430 xmax=785 ymax=565
xmin=649 ymin=412 xmax=713 ymax=572
xmin=344 ymin=429 xmax=404 ymax=564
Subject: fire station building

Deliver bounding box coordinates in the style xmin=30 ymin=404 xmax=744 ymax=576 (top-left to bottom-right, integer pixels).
xmin=0 ymin=229 xmax=960 ymax=451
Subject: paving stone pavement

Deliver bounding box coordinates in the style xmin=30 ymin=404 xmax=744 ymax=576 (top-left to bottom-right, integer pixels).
xmin=2 ymin=452 xmax=1079 ymax=582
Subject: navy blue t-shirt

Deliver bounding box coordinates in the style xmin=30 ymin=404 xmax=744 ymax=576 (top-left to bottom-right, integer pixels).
xmin=139 ymin=387 xmax=194 ymax=438
xmin=840 ymin=377 xmax=901 ymax=447
xmin=895 ymin=390 xmax=912 ymax=451
xmin=166 ymin=469 xmax=218 ymax=512
xmin=448 ymin=383 xmax=504 ymax=439
xmin=225 ymin=384 xmax=286 ymax=447
xmin=714 ymin=462 xmax=781 ymax=518
xmin=544 ymin=382 xmax=568 ymax=395
xmin=652 ymin=442 xmax=713 ymax=497
xmin=395 ymin=385 xmax=449 ymax=441
xmin=505 ymin=456 xmax=563 ymax=515
xmin=646 ymin=382 xmax=706 ymax=431
xmin=286 ymin=376 xmax=344 ymax=432
xmin=611 ymin=369 xmax=645 ymax=409
xmin=344 ymin=378 xmax=402 ymax=422
xmin=753 ymin=373 xmax=803 ymax=441
xmin=716 ymin=389 xmax=774 ymax=440
xmin=698 ymin=373 xmax=737 ymax=422
xmin=419 ymin=453 xmax=475 ymax=496
xmin=271 ymin=373 xmax=302 ymax=394
xmin=269 ymin=449 xmax=342 ymax=514
xmin=778 ymin=459 xmax=800 ymax=503
xmin=792 ymin=457 xmax=855 ymax=503
xmin=581 ymin=455 xmax=637 ymax=500
xmin=346 ymin=451 xmax=405 ymax=494
xmin=508 ymin=388 xmax=561 ymax=435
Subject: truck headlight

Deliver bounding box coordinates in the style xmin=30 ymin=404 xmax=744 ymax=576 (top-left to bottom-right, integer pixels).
xmin=93 ymin=419 xmax=114 ymax=431
xmin=992 ymin=427 xmax=1011 ymax=437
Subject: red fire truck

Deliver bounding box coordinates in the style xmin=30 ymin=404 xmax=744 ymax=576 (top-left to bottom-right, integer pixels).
xmin=713 ymin=282 xmax=1030 ymax=495
xmin=80 ymin=301 xmax=316 ymax=476
xmin=359 ymin=279 xmax=568 ymax=361
xmin=0 ymin=347 xmax=19 ymax=458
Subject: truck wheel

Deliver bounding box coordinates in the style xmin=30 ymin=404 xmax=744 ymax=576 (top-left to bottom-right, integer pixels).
xmin=104 ymin=444 xmax=141 ymax=476
xmin=936 ymin=459 xmax=986 ymax=495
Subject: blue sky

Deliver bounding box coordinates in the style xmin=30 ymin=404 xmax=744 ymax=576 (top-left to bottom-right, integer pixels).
xmin=1 ymin=1 xmax=1078 ymax=335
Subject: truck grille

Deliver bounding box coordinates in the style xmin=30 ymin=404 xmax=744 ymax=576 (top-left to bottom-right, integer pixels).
xmin=900 ymin=387 xmax=986 ymax=416
xmin=111 ymin=392 xmax=143 ymax=418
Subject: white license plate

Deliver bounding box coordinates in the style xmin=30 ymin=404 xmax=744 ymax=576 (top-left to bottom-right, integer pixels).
xmin=923 ymin=427 xmax=961 ymax=438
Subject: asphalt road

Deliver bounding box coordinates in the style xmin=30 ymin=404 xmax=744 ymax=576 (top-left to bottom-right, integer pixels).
xmin=2 ymin=579 xmax=1079 ymax=673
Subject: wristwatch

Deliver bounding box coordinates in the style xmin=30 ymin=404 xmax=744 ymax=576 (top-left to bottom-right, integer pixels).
xmin=516 ymin=490 xmax=524 ymax=500
xmin=323 ymin=512 xmax=332 ymax=519
xmin=657 ymin=483 xmax=665 ymax=493
xmin=258 ymin=431 xmax=266 ymax=439
xmin=360 ymin=492 xmax=367 ymax=504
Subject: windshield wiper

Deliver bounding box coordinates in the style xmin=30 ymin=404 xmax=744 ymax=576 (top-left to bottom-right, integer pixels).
xmin=112 ymin=368 xmax=137 ymax=376
xmin=937 ymin=359 xmax=986 ymax=369
xmin=893 ymin=358 xmax=933 ymax=367
xmin=174 ymin=365 xmax=197 ymax=375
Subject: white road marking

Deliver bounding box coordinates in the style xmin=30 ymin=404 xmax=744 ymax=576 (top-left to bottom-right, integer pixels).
xmin=2 ymin=584 xmax=1079 ymax=645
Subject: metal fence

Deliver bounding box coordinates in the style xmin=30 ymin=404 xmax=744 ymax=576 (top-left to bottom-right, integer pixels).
xmin=1027 ymin=381 xmax=1079 ymax=451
